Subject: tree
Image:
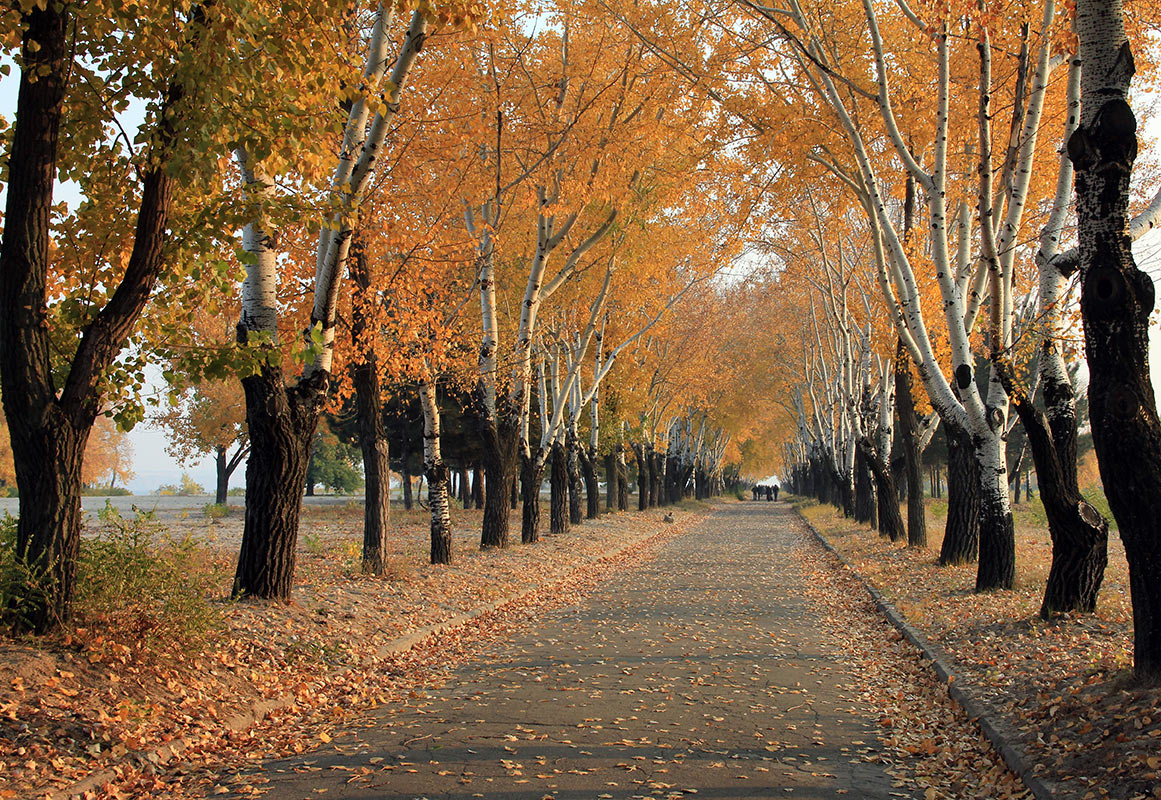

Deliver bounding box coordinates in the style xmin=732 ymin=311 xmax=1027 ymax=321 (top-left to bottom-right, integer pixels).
xmin=157 ymin=379 xmax=248 ymax=504
xmin=230 ymin=4 xmax=472 ymax=600
xmin=0 ymin=1 xmax=225 ymax=632
xmin=82 ymin=417 xmax=135 ymax=490
xmin=306 ymin=429 xmax=363 ymax=495
xmin=1071 ymin=0 xmax=1161 ymax=677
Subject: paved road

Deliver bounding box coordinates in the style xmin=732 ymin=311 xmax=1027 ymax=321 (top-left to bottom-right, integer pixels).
xmin=248 ymin=503 xmax=911 ymax=800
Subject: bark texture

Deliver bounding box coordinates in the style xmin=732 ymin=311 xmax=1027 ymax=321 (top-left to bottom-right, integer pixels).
xmin=0 ymin=4 xmax=192 ymax=630
xmin=940 ymin=425 xmax=980 ymax=566
xmin=233 ymin=365 xmax=324 ymax=599
xmin=895 ymin=342 xmax=928 ymax=547
xmin=521 ymin=454 xmax=544 ymax=544
xmin=550 ymin=441 xmax=570 ymax=534
xmin=1072 ymin=0 xmax=1161 ymax=675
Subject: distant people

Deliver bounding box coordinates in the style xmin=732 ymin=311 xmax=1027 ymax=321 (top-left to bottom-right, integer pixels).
xmin=773 ymin=484 xmax=779 ymax=501
xmin=752 ymin=485 xmax=760 ymax=500
xmin=765 ymin=485 xmax=773 ymax=501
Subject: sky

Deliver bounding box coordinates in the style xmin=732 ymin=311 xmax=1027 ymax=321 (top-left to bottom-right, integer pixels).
xmin=2 ymin=48 xmax=1161 ymax=495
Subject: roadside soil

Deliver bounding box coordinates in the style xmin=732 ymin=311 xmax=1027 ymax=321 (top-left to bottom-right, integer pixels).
xmin=797 ymin=496 xmax=1160 ymax=800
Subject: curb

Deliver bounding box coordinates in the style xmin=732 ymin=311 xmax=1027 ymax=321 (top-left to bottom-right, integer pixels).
xmin=795 ymin=510 xmax=1057 ymax=800
xmin=51 ymin=510 xmax=702 ymax=800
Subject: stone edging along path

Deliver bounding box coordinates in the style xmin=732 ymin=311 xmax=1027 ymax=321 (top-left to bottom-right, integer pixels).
xmin=51 ymin=508 xmax=707 ymax=800
xmin=795 ymin=508 xmax=1057 ymax=800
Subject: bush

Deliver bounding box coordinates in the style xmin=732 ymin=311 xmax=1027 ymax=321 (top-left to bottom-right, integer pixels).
xmin=76 ymin=503 xmax=221 ymax=653
xmin=203 ymin=502 xmax=230 ymax=521
xmin=0 ymin=513 xmax=47 ymax=631
xmin=155 ymin=472 xmax=206 ymax=496
xmin=82 ymin=485 xmax=132 ymax=496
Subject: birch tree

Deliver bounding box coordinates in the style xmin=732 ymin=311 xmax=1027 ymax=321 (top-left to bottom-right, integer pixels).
xmin=1070 ymin=0 xmax=1161 ymax=677
xmin=231 ymin=4 xmax=456 ymax=599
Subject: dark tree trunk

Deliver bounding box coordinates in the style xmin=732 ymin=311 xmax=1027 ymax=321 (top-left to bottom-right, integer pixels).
xmin=605 ymin=450 xmax=617 ymax=511
xmin=858 ymin=439 xmax=905 ymax=543
xmin=353 ymin=358 xmax=389 ymax=575
xmin=838 ymin=468 xmax=855 ymax=518
xmin=472 ymin=465 xmax=485 ymax=509
xmin=234 ymin=365 xmax=324 ymax=599
xmin=940 ymin=424 xmax=980 ymax=566
xmin=510 ymin=467 xmax=519 ymax=510
xmin=426 ymin=459 xmax=452 ymax=565
xmin=895 ymin=343 xmax=928 ymax=548
xmin=401 ymin=433 xmax=413 ymax=511
xmin=634 ymin=443 xmax=649 ymax=511
xmin=650 ymin=449 xmax=664 ymax=507
xmin=567 ymin=429 xmax=583 ymax=525
xmin=854 ymin=447 xmax=876 ymax=528
xmin=460 ymin=465 xmax=471 ymax=508
xmin=215 ymin=446 xmax=230 ymax=506
xmin=6 ymin=417 xmax=87 ymax=633
xmin=521 ymin=453 xmax=545 ymax=544
xmin=975 ymin=463 xmax=1017 ymax=592
xmin=617 ymin=448 xmax=630 ymax=511
xmin=477 ymin=407 xmax=517 ymax=548
xmin=1026 ymin=397 xmax=1107 ymax=615
xmin=1071 ymin=9 xmax=1161 ymax=676
xmin=583 ymin=446 xmax=601 ymax=519
xmin=550 ymin=441 xmax=570 ymax=534
xmin=349 ymin=236 xmax=389 ymax=574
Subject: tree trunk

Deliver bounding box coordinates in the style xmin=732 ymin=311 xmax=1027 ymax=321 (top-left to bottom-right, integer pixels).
xmin=583 ymin=446 xmax=601 ymax=519
xmin=215 ymin=446 xmax=230 ymax=505
xmin=6 ymin=416 xmax=87 ymax=633
xmin=0 ymin=3 xmax=188 ymax=632
xmin=521 ymin=453 xmax=545 ymax=544
xmin=1021 ymin=393 xmax=1108 ymax=615
xmin=974 ymin=430 xmax=1016 ymax=592
xmin=650 ymin=449 xmax=664 ymax=508
xmin=478 ymin=410 xmax=516 ymax=548
xmin=419 ymin=379 xmax=451 ymax=565
xmin=617 ymin=447 xmax=630 ymax=511
xmin=233 ymin=365 xmax=323 ymax=599
xmin=460 ymin=464 xmax=471 ymax=508
xmin=605 ymin=450 xmax=617 ymax=511
xmin=854 ymin=447 xmax=876 ymax=528
xmin=472 ymin=464 xmax=485 ymax=510
xmin=634 ymin=443 xmax=649 ymax=511
xmin=858 ymin=439 xmax=905 ymax=543
xmin=550 ymin=441 xmax=570 ymax=534
xmin=354 ymin=359 xmax=389 ymax=574
xmin=567 ymin=429 xmax=583 ymax=525
xmin=1072 ymin=0 xmax=1161 ymax=677
xmin=895 ymin=342 xmax=928 ymax=547
xmin=940 ymin=424 xmax=980 ymax=566
xmin=349 ymin=234 xmax=388 ymax=574
xmin=401 ymin=433 xmax=413 ymax=511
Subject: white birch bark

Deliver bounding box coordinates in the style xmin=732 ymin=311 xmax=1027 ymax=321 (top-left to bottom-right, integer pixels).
xmin=305 ymin=9 xmax=429 ymax=379
xmin=236 ymin=147 xmax=279 ymax=338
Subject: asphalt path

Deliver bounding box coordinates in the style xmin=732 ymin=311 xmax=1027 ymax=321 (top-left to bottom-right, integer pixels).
xmin=240 ymin=502 xmax=914 ymax=800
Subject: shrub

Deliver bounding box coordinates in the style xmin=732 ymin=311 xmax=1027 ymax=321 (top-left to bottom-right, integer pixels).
xmin=203 ymin=502 xmax=230 ymax=521
xmin=155 ymin=472 xmax=205 ymax=496
xmin=82 ymin=485 xmax=132 ymax=496
xmin=76 ymin=503 xmax=221 ymax=653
